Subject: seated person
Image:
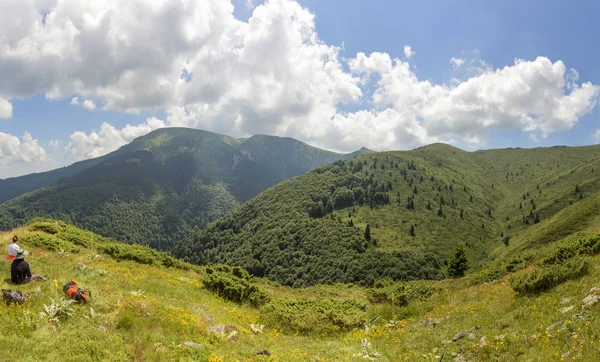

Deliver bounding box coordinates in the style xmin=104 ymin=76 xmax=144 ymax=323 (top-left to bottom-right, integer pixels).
xmin=7 ymin=235 xmax=21 ymax=260
xmin=11 ymin=250 xmax=48 ymax=284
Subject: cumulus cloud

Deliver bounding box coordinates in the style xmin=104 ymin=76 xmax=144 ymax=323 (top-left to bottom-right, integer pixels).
xmin=82 ymin=99 xmax=96 ymax=110
xmin=449 ymin=57 xmax=465 ymax=70
xmin=594 ymin=130 xmax=600 ymax=143
xmin=246 ymin=0 xmax=256 ymax=9
xmin=1 ymin=0 xmax=599 ymax=158
xmin=349 ymin=53 xmax=599 ymax=146
xmin=49 ymin=140 xmax=60 ymax=149
xmin=529 ymin=133 xmax=540 ymax=143
xmin=0 ymin=97 xmax=12 ymax=119
xmin=0 ymin=131 xmax=48 ymax=177
xmin=65 ymin=117 xmax=165 ymax=160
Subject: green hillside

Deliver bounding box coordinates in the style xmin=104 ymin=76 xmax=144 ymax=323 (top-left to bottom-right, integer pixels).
xmin=236 ymin=134 xmax=372 ymax=180
xmin=0 ymin=128 xmax=367 ymax=250
xmin=0 ymin=154 xmax=112 ymax=204
xmin=3 ymin=219 xmax=600 ymax=361
xmin=174 ymin=143 xmax=600 ymax=287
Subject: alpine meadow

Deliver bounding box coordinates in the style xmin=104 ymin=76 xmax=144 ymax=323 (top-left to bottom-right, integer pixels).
xmin=3 ymin=0 xmax=600 ymax=361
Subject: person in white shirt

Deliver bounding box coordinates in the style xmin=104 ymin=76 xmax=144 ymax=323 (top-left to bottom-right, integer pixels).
xmin=7 ymin=235 xmax=21 ymax=260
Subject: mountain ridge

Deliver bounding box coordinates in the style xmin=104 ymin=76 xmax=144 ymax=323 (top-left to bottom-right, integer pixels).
xmin=0 ymin=127 xmax=372 ymax=250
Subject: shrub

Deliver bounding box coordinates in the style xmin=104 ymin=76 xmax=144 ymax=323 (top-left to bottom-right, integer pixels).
xmin=20 ymin=233 xmax=76 ymax=253
xmin=367 ymin=280 xmax=443 ymax=306
xmin=541 ymin=234 xmax=600 ymax=265
xmin=509 ymin=257 xmax=589 ymax=294
xmin=470 ymin=252 xmax=534 ymax=285
xmin=260 ymin=298 xmax=366 ymax=334
xmin=203 ymin=264 xmax=269 ymax=306
xmin=28 ymin=222 xmax=61 ymax=235
xmin=98 ymin=242 xmax=189 ymax=269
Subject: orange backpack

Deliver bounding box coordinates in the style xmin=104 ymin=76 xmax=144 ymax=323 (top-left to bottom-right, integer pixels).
xmin=63 ymin=280 xmax=91 ymax=303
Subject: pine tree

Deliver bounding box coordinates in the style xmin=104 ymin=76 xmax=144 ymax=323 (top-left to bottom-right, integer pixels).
xmin=575 ymin=184 xmax=581 ymax=193
xmin=409 ymin=224 xmax=415 ymax=237
xmin=460 ymin=209 xmax=464 ymax=219
xmin=426 ymin=200 xmax=432 ymax=210
xmin=447 ymin=245 xmax=469 ymax=278
xmin=438 ymin=205 xmax=444 ymax=217
xmin=364 ymin=224 xmax=371 ymax=242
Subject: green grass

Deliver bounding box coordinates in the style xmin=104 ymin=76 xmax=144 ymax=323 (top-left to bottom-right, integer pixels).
xmin=2 ymin=220 xmax=600 ymax=360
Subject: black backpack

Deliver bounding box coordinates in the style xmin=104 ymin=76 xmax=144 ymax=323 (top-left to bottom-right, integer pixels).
xmin=2 ymin=289 xmax=25 ymax=306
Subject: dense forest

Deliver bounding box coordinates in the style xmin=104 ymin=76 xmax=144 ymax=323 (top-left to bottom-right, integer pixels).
xmin=173 ymin=143 xmax=600 ymax=286
xmin=0 ymin=128 xmax=370 ymax=250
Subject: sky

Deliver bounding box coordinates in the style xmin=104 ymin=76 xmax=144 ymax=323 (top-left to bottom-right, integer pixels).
xmin=1 ymin=0 xmax=600 ymax=179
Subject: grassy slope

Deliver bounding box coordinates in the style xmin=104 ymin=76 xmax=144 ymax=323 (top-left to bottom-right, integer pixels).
xmin=178 ymin=142 xmax=600 ymax=286
xmin=2 ymin=221 xmax=600 ymax=361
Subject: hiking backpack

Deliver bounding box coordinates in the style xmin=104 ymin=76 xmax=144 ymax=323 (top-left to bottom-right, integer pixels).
xmin=2 ymin=289 xmax=25 ymax=306
xmin=63 ymin=280 xmax=91 ymax=303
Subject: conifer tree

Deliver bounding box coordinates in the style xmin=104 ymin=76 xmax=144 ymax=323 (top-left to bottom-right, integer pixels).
xmin=447 ymin=245 xmax=469 ymax=278
xmin=364 ymin=224 xmax=371 ymax=242
xmin=409 ymin=224 xmax=415 ymax=237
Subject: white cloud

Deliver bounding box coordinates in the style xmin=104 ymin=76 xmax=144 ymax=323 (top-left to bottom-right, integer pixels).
xmin=49 ymin=140 xmax=60 ymax=149
xmin=449 ymin=57 xmax=465 ymax=70
xmin=246 ymin=0 xmax=256 ymax=9
xmin=327 ymin=108 xmax=439 ymax=151
xmin=594 ymin=130 xmax=600 ymax=143
xmin=82 ymin=99 xmax=96 ymax=110
xmin=529 ymin=133 xmax=539 ymax=143
xmin=349 ymin=53 xmax=599 ymax=147
xmin=65 ymin=117 xmax=165 ymax=160
xmin=0 ymin=97 xmax=12 ymax=119
xmin=0 ymin=0 xmax=598 ymax=158
xmin=0 ymin=131 xmax=49 ymax=177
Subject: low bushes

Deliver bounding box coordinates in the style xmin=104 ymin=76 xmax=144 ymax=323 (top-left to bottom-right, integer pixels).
xmin=260 ymin=298 xmax=366 ymax=334
xmin=20 ymin=233 xmax=76 ymax=253
xmin=509 ymin=257 xmax=589 ymax=294
xmin=541 ymin=234 xmax=600 ymax=265
xmin=99 ymin=243 xmax=189 ymax=270
xmin=367 ymin=279 xmax=443 ymax=306
xmin=24 ymin=218 xmax=191 ymax=270
xmin=203 ymin=264 xmax=269 ymax=306
xmin=470 ymin=252 xmax=534 ymax=285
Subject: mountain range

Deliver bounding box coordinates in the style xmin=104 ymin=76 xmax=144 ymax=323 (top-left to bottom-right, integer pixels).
xmin=0 ymin=128 xmax=371 ymax=249
xmin=3 ymin=128 xmax=600 ymax=290
xmin=173 ymin=143 xmax=600 ymax=286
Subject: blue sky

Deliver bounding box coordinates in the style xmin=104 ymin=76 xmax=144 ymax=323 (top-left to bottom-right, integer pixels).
xmin=1 ymin=0 xmax=599 ymax=178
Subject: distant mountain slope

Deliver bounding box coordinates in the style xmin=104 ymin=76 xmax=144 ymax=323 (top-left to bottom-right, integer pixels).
xmin=173 ymin=143 xmax=600 ymax=286
xmin=0 ymin=155 xmax=111 ymax=204
xmin=0 ymin=128 xmax=368 ymax=249
xmin=235 ymin=134 xmax=372 ymax=180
